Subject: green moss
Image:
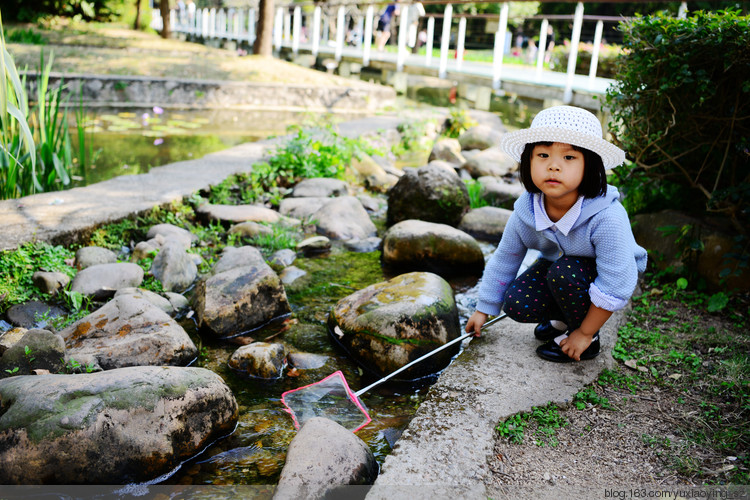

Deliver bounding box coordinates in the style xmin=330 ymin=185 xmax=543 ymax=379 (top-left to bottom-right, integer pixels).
xmin=1 ymin=370 xmax=214 ymax=444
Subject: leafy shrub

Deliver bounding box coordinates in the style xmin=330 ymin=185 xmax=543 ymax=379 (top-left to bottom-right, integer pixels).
xmin=605 ymin=10 xmax=750 ymax=232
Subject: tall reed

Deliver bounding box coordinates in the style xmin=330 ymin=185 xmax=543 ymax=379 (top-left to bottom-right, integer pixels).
xmin=1 ymin=12 xmax=92 ymax=200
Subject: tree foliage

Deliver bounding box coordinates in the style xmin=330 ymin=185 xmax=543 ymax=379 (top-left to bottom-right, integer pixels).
xmin=605 ymin=10 xmax=750 ymax=232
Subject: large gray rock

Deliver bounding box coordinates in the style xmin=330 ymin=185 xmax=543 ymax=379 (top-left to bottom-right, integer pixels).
xmin=314 ymin=196 xmax=377 ymax=241
xmin=428 ymin=137 xmax=466 ymax=166
xmin=278 ymin=197 xmax=329 ymax=220
xmin=146 ymin=223 xmax=197 ymax=250
xmin=59 ymin=294 xmax=197 ymax=370
xmin=150 ymin=239 xmax=198 ymax=292
xmin=197 ymin=203 xmax=283 ymax=224
xmin=0 ymin=329 xmax=65 ymax=377
xmin=478 ymin=176 xmax=525 ymax=208
xmin=74 ymin=246 xmax=117 ymax=269
xmin=328 ymin=271 xmax=461 ymax=380
xmin=382 ymin=220 xmax=485 ymax=278
xmin=632 ymin=209 xmax=750 ymax=292
xmin=70 ymin=262 xmax=144 ymax=300
xmin=462 ymin=146 xmax=517 ymax=178
xmin=114 ymin=287 xmax=175 ymax=316
xmin=227 ymin=342 xmax=287 ymax=379
xmin=0 ymin=366 xmax=238 ymax=484
xmin=458 ymin=124 xmax=504 ymax=151
xmin=31 ymin=271 xmax=70 ymax=296
xmin=349 ymin=154 xmax=399 ymax=193
xmin=458 ymin=206 xmax=513 ymax=243
xmin=291 ymin=178 xmax=350 ymax=198
xmin=386 ymin=164 xmax=470 ymax=227
xmin=5 ymin=301 xmax=65 ymax=329
xmin=192 ymin=246 xmax=291 ymax=338
xmin=274 ymin=417 xmax=378 ymax=499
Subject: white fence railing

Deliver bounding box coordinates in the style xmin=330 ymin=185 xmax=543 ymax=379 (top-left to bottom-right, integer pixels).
xmin=152 ymin=1 xmax=688 ymax=104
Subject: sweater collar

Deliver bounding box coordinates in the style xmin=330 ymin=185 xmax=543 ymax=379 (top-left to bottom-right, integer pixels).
xmin=533 ymin=193 xmax=584 ymax=236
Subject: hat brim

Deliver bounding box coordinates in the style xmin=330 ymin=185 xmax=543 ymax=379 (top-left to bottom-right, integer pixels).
xmin=501 ymin=126 xmax=626 ymax=169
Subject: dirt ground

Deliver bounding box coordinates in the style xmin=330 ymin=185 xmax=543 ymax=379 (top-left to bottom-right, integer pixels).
xmin=6 ymin=20 xmax=371 ymax=86
xmin=486 ymin=296 xmax=748 ymax=489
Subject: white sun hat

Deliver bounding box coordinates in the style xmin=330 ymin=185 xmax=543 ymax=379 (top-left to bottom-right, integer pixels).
xmin=500 ymin=105 xmax=626 ymax=169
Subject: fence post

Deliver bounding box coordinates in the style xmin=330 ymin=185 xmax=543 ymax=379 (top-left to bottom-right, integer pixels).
xmin=563 ymin=2 xmax=584 ymax=104
xmin=678 ymin=2 xmax=688 ymax=18
xmin=248 ymin=9 xmax=256 ymax=44
xmin=492 ymin=2 xmax=509 ymax=90
xmin=335 ymin=6 xmax=345 ymax=61
xmin=397 ymin=5 xmax=409 ymax=71
xmin=209 ymin=8 xmax=216 ymax=38
xmin=274 ymin=7 xmax=283 ymax=50
xmin=312 ymin=6 xmax=321 ymax=56
xmin=292 ymin=6 xmax=301 ymax=54
xmin=439 ymin=4 xmax=452 ymax=79
xmin=363 ymin=5 xmax=374 ymax=65
xmin=456 ymin=17 xmax=466 ymax=71
xmin=589 ymin=20 xmax=603 ymax=82
xmin=536 ymin=18 xmax=548 ymax=80
xmin=425 ymin=17 xmax=435 ymax=66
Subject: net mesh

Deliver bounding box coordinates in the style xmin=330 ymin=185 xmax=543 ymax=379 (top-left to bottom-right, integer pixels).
xmin=281 ymin=371 xmax=371 ymax=433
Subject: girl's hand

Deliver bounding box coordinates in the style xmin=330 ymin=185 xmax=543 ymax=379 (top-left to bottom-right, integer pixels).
xmin=559 ymin=329 xmax=593 ymax=361
xmin=465 ymin=311 xmax=488 ymax=337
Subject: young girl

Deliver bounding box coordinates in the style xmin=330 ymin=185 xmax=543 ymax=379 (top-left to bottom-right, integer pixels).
xmin=466 ymin=105 xmax=647 ymax=362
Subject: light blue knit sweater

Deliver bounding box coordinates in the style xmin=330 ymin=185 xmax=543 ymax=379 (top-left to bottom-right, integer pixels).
xmin=476 ymin=185 xmax=648 ymax=316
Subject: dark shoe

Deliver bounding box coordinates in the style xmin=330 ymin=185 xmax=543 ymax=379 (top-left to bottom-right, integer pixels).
xmin=534 ymin=321 xmax=567 ymax=342
xmin=536 ymin=334 xmax=600 ymax=363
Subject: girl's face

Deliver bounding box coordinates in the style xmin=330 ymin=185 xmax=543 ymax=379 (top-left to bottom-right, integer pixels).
xmin=530 ymin=142 xmax=585 ymax=206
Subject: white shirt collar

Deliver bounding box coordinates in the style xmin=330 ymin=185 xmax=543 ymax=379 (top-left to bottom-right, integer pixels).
xmin=533 ymin=193 xmax=584 ymax=236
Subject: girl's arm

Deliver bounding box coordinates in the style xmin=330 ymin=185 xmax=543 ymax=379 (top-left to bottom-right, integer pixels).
xmin=559 ymin=303 xmax=612 ymax=361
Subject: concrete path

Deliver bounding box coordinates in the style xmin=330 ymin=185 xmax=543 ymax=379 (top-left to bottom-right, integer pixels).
xmin=368 ymin=309 xmax=621 ymax=499
xmin=0 ymin=114 xmax=406 ymax=252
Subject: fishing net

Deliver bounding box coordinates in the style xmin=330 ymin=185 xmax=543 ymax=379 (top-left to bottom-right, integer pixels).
xmin=281 ymin=371 xmax=371 ymax=433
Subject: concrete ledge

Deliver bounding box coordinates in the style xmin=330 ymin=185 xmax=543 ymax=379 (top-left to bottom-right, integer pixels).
xmin=21 ymin=71 xmax=397 ymax=113
xmin=369 ymin=309 xmax=622 ymax=497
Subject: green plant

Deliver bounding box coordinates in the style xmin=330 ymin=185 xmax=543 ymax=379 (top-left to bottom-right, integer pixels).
xmin=464 ymin=179 xmax=488 ymax=209
xmin=496 ymin=413 xmax=528 ymax=444
xmin=0 ymin=241 xmax=76 ymax=313
xmin=573 ymin=386 xmax=612 ymax=410
xmin=443 ymin=107 xmax=477 ymax=139
xmin=4 ymin=366 xmax=19 ymax=375
xmin=23 ymin=344 xmax=35 ymax=363
xmin=114 ymin=80 xmax=128 ymax=91
xmin=6 ymin=27 xmax=47 ymax=45
xmin=391 ymin=119 xmax=433 ymax=157
xmin=605 ymin=10 xmax=750 ymax=233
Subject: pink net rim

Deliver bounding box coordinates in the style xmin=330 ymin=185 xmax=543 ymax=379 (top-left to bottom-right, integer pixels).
xmin=280 ymin=370 xmax=372 ymax=433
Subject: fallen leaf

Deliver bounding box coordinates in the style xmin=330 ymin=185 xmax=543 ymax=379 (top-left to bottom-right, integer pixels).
xmin=624 ymin=359 xmax=639 ymax=370
xmin=229 ymin=336 xmax=254 ymax=346
xmin=334 ymin=326 xmax=344 ymax=339
xmin=33 ymin=369 xmax=50 ymax=375
xmin=287 ymin=367 xmax=300 ymax=377
xmin=668 ymin=373 xmax=682 ymax=380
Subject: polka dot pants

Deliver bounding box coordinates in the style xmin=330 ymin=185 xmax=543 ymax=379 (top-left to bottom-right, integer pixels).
xmin=503 ymin=256 xmax=597 ymax=330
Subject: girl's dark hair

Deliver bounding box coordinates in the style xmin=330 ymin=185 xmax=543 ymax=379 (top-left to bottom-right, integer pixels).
xmin=518 ymin=141 xmax=607 ymax=198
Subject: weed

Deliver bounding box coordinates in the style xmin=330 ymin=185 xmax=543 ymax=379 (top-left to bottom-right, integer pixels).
xmin=4 ymin=367 xmax=19 ymax=375
xmin=23 ymin=345 xmax=35 ymax=363
xmin=114 ymin=81 xmax=128 ymax=91
xmin=392 ymin=119 xmax=434 ymax=157
xmin=464 ymin=179 xmax=488 ymax=209
xmin=573 ymin=386 xmax=612 ymax=410
xmin=496 ymin=402 xmax=568 ymax=447
xmin=0 ymin=242 xmax=76 ymax=313
xmin=496 ymin=413 xmax=528 ymax=444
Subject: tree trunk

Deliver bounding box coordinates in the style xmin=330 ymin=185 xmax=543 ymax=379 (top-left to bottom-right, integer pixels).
xmin=253 ymin=0 xmax=274 ymax=56
xmin=133 ymin=0 xmax=142 ymax=30
xmin=160 ymin=0 xmax=171 ymax=39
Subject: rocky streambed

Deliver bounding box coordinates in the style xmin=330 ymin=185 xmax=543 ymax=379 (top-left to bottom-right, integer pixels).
xmin=0 ymin=114 xmax=525 ymax=488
